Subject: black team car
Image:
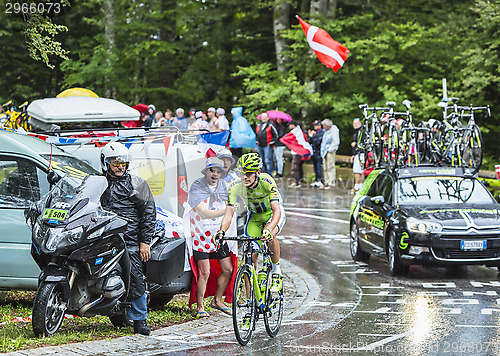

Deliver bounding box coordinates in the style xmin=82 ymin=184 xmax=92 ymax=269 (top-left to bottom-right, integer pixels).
xmin=349 ymin=166 xmax=500 ymax=276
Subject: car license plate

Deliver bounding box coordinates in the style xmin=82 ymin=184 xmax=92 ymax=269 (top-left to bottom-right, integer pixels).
xmin=460 ymin=240 xmax=486 ymax=250
xmin=42 ymin=208 xmax=68 ymax=221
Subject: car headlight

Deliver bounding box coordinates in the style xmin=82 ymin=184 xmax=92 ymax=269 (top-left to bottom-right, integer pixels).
xmin=407 ymin=217 xmax=442 ymax=233
xmin=45 ymin=226 xmax=84 ymax=252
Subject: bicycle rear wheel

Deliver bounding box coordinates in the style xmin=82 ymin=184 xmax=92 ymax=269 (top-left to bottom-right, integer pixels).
xmin=232 ymin=265 xmax=256 ymax=346
xmin=372 ymin=122 xmax=383 ymax=166
xmin=381 ymin=124 xmax=399 ymax=170
xmin=263 ymin=268 xmax=284 ymax=338
xmin=461 ymin=124 xmax=483 ymax=173
xmin=357 ymin=126 xmax=368 ymax=168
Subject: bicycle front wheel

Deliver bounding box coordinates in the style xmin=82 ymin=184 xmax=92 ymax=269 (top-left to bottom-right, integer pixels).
xmin=232 ymin=265 xmax=256 ymax=346
xmin=264 ymin=269 xmax=284 ymax=338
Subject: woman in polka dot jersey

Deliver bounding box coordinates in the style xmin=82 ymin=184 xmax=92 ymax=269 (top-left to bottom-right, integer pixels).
xmin=186 ymin=157 xmax=235 ymax=317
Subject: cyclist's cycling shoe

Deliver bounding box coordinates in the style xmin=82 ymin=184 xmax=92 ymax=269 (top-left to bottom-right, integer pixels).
xmin=241 ymin=313 xmax=252 ymax=330
xmin=270 ymin=273 xmax=283 ymax=293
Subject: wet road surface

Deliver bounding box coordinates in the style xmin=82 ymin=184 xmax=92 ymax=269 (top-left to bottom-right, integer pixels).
xmin=169 ymin=184 xmax=500 ymax=355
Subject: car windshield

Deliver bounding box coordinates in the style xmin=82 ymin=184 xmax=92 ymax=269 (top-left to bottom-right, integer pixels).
xmin=41 ymin=154 xmax=99 ymax=183
xmin=397 ymin=176 xmax=495 ymax=205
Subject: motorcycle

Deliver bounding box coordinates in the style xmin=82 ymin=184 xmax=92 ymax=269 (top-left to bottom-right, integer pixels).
xmin=26 ymin=173 xmax=138 ymax=336
xmin=26 ymin=173 xmax=192 ymax=336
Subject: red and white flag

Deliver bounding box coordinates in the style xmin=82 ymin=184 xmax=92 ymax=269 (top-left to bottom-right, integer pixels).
xmin=296 ymin=15 xmax=350 ymax=72
xmin=280 ymin=126 xmax=313 ymax=157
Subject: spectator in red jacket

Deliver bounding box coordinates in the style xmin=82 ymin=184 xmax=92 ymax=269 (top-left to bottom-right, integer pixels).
xmin=255 ymin=112 xmax=278 ymax=174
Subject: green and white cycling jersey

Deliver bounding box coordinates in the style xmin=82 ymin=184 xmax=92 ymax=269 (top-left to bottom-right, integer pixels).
xmin=227 ymin=173 xmax=281 ymax=217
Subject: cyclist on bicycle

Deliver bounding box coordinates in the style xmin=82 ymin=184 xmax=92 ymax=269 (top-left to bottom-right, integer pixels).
xmin=215 ymin=152 xmax=286 ymax=292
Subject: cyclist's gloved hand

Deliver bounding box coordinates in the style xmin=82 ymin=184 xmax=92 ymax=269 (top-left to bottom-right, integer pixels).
xmin=261 ymin=229 xmax=273 ymax=242
xmin=212 ymin=230 xmax=225 ymax=248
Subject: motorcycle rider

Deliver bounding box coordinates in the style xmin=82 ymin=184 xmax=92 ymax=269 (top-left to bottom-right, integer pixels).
xmin=100 ymin=142 xmax=156 ymax=336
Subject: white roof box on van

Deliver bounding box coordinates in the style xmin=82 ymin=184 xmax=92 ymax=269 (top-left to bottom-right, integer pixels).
xmin=28 ymin=97 xmax=139 ymax=123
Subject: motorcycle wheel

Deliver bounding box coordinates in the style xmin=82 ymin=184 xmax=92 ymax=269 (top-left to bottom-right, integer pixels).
xmin=32 ymin=282 xmax=67 ymax=337
xmin=109 ymin=311 xmax=133 ymax=328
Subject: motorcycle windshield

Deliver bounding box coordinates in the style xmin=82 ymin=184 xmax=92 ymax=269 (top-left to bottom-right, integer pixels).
xmin=37 ymin=175 xmax=113 ymax=253
xmin=41 ymin=175 xmax=109 ymax=223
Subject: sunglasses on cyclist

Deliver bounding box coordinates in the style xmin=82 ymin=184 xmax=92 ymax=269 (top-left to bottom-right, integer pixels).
xmin=110 ymin=161 xmax=127 ymax=168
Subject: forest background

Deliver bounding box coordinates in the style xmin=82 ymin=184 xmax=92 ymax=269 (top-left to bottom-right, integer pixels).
xmin=1 ymin=0 xmax=499 ymax=167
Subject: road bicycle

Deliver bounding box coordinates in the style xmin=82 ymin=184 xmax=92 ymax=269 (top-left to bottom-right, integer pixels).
xmin=396 ymin=100 xmax=429 ymax=167
xmin=357 ymin=104 xmax=388 ymax=168
xmin=380 ymin=101 xmax=400 ymax=170
xmin=436 ymin=98 xmax=488 ymax=173
xmin=1 ymin=100 xmax=32 ymax=131
xmin=219 ymin=235 xmax=284 ymax=346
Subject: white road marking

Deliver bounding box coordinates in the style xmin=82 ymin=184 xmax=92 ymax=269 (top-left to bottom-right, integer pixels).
xmin=285 ymin=207 xmax=350 ymax=213
xmin=379 ymin=299 xmax=406 ymax=304
xmin=375 ymin=322 xmax=408 ymax=326
xmin=341 ymin=268 xmax=379 ymax=274
xmin=355 ymin=330 xmax=412 ymax=351
xmin=364 ymin=291 xmax=403 ymax=297
xmin=286 ymin=211 xmax=349 ymax=225
xmin=457 ymin=324 xmax=500 ymax=328
xmin=354 ymin=307 xmax=402 ymax=314
xmin=358 ymin=333 xmax=397 ymax=337
xmin=332 ymin=302 xmax=357 ymax=307
xmin=362 ymin=284 xmax=404 ymax=289
xmin=281 ymin=319 xmax=324 ymax=326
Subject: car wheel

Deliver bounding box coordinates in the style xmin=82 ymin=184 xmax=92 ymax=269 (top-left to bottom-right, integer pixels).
xmin=387 ymin=230 xmax=409 ymax=277
xmin=350 ymin=221 xmax=370 ymax=262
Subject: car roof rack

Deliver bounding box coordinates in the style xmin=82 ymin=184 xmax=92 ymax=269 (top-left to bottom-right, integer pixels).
xmin=395 ymin=166 xmax=477 ymax=179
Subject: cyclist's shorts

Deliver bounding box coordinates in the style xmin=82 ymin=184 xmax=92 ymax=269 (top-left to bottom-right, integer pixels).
xmin=245 ymin=205 xmax=286 ymax=250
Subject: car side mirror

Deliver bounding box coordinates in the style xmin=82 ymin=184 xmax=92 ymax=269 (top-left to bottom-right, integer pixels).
xmin=47 ymin=170 xmax=60 ymax=185
xmin=371 ymin=195 xmax=385 ymax=206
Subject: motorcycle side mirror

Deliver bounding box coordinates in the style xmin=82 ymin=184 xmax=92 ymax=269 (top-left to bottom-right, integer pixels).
xmin=47 ymin=170 xmax=60 ymax=185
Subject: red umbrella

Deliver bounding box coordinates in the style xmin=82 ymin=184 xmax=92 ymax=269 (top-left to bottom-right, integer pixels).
xmin=132 ymin=103 xmax=149 ymax=114
xmin=257 ymin=110 xmax=292 ymax=122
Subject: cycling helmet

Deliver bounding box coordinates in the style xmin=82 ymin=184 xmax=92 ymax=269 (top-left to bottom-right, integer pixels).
xmin=238 ymin=153 xmax=262 ymax=173
xmin=100 ymin=142 xmax=130 ymax=173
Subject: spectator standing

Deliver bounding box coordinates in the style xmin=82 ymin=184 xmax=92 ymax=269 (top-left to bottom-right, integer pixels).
xmin=187 ymin=109 xmax=197 ymax=128
xmin=186 ymin=158 xmax=234 ymax=317
xmin=216 ymin=108 xmax=230 ymax=131
xmin=207 ymin=107 xmax=218 ymax=132
xmin=228 ymin=107 xmax=257 ymax=158
xmin=273 ymin=118 xmax=288 ymax=178
xmin=217 ymin=148 xmax=238 ymax=183
xmin=143 ymin=104 xmax=156 ymax=128
xmin=173 ymin=108 xmax=188 ymax=130
xmin=164 ymin=109 xmax=174 ymax=125
xmin=308 ymin=120 xmax=324 ymax=187
xmin=351 ymin=118 xmax=364 ymax=192
xmin=192 ymin=111 xmax=209 ymax=130
xmin=100 ymin=143 xmax=155 ymax=335
xmin=320 ymin=119 xmax=340 ymax=189
xmin=255 ymin=112 xmax=278 ymax=175
xmin=288 ymin=120 xmax=307 ymax=188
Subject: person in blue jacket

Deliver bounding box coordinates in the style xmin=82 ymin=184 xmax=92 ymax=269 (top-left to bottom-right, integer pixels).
xmin=228 ymin=107 xmax=257 ymax=158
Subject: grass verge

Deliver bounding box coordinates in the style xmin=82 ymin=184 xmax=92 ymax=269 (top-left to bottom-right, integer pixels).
xmin=0 ymin=290 xmax=202 ymax=353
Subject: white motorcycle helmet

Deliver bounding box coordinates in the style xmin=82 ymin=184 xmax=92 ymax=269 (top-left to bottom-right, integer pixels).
xmin=100 ymin=142 xmax=130 ymax=173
